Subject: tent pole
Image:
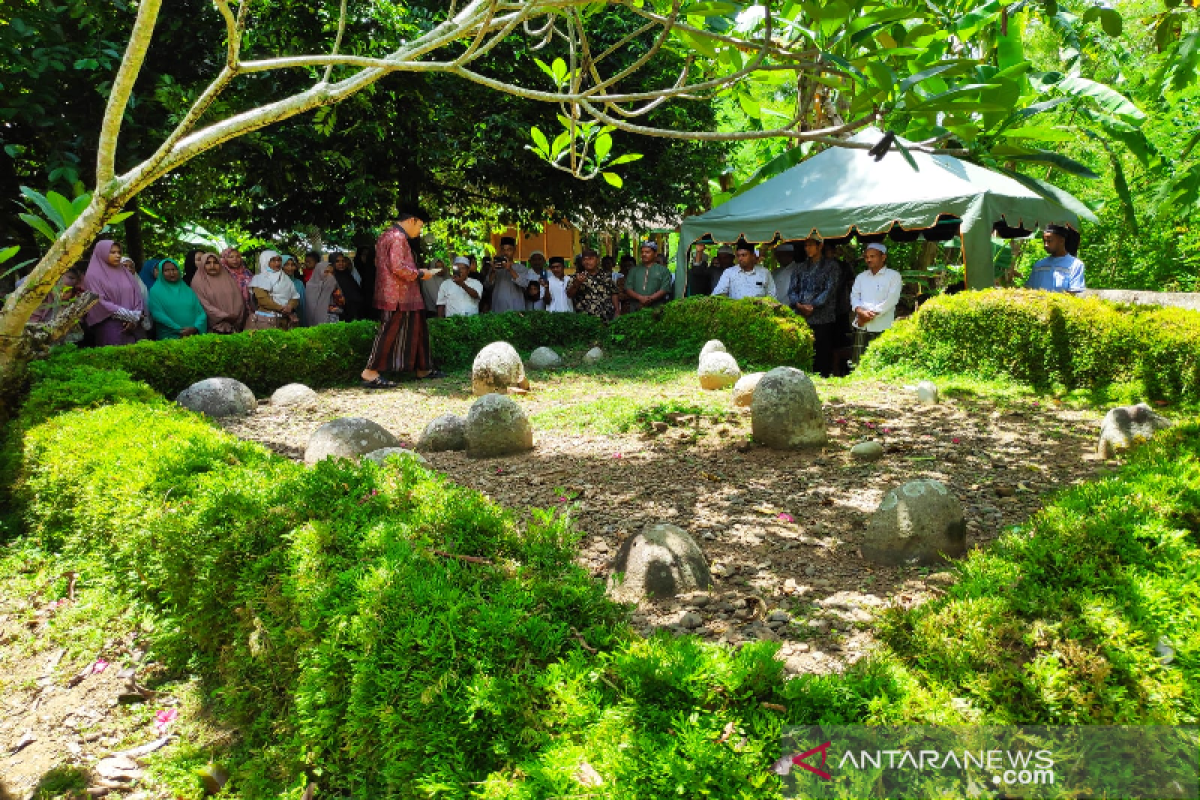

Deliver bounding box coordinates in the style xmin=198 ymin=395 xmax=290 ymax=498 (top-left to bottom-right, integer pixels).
xmin=962 ymin=224 xmax=994 ymax=290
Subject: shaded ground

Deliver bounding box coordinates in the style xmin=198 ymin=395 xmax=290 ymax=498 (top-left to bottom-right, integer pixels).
xmin=219 ymin=361 xmax=1113 ymax=676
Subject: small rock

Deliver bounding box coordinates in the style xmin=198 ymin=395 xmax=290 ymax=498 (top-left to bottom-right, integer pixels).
xmin=680 ymin=612 xmax=703 ymax=629
xmin=583 ymin=347 xmax=604 ymax=364
xmin=1097 ymin=403 xmax=1172 ymax=459
xmin=95 ymin=756 xmax=141 ymax=781
xmin=850 ymin=441 xmax=884 ymax=462
xmin=915 ymin=381 xmax=939 ymax=405
xmin=700 ymin=340 xmax=727 ymax=358
xmin=608 ymin=524 xmax=712 ymax=603
xmin=994 ymin=484 xmax=1015 ymax=498
xmin=768 ymin=610 xmax=791 ymax=623
xmin=691 ymin=594 xmax=711 ymax=607
xmin=176 ymin=377 xmax=255 ymax=418
xmin=270 ymin=383 xmax=318 ymax=408
xmin=305 ymin=417 xmax=400 ymax=464
xmin=528 ymin=346 xmax=563 ymax=370
xmin=472 ymin=341 xmax=529 ymax=396
xmin=732 ymin=372 xmax=765 ymax=408
xmin=652 ymin=421 xmax=669 ymax=433
xmin=698 ymin=352 xmax=741 ymax=390
xmin=862 ymin=479 xmax=967 ymax=567
xmin=464 ymin=394 xmax=534 ymax=458
xmin=416 ymin=414 xmax=468 ymax=453
xmin=751 ymin=367 xmax=827 ymax=449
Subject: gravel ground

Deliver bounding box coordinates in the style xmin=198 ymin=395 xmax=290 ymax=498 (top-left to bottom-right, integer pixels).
xmin=218 ymin=369 xmax=1112 ymax=676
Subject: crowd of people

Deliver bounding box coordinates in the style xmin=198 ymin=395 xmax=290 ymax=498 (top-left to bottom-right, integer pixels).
xmin=23 ymin=217 xmax=1082 ymax=382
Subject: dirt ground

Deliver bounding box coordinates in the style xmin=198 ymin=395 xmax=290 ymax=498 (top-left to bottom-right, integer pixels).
xmin=217 ymin=371 xmax=1112 ymax=676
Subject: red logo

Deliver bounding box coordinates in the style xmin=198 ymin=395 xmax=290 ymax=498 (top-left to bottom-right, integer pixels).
xmin=793 ymin=741 xmax=833 ymax=780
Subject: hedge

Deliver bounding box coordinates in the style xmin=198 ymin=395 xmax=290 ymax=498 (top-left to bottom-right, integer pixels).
xmin=860 ymin=290 xmax=1200 ymax=401
xmin=43 ymin=298 xmax=813 ymax=399
xmin=609 ymin=295 xmax=814 ymax=368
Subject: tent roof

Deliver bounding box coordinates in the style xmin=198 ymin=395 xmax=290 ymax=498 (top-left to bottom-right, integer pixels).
xmin=679 ymin=128 xmax=1088 ymax=246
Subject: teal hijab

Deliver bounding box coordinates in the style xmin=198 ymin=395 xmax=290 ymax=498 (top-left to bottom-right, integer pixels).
xmin=148 ymin=259 xmax=208 ymax=339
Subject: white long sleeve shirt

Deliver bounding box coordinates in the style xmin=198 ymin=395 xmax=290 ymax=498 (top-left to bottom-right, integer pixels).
xmin=543 ymin=273 xmax=574 ymax=312
xmin=712 ymin=265 xmax=776 ymax=300
xmin=849 ymin=267 xmax=902 ymax=332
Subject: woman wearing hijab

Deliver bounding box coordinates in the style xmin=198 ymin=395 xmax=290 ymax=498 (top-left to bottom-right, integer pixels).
xmin=139 ymin=259 xmax=160 ymax=291
xmin=282 ymin=254 xmax=307 ymax=326
xmin=352 ymin=236 xmax=377 ymax=313
xmin=247 ymin=250 xmax=300 ymax=330
xmin=122 ymin=256 xmax=155 ymax=336
xmin=331 ymin=252 xmax=368 ymax=322
xmin=182 ymin=249 xmax=205 ymax=285
xmin=220 ymin=247 xmax=254 ymax=308
xmin=148 ymin=259 xmax=207 ymax=339
xmin=304 ymin=261 xmax=343 ymax=325
xmin=83 ymin=240 xmax=147 ymax=346
xmin=192 ymin=252 xmax=247 ymax=334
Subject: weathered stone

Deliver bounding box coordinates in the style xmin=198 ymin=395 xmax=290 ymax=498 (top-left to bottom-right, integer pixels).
xmin=176 ymin=377 xmax=256 ymax=418
xmin=465 ymin=393 xmax=534 ymax=458
xmin=528 ymin=346 xmax=563 ymax=370
xmin=851 ymin=441 xmax=884 ymax=462
xmin=916 ymin=381 xmax=939 ymax=405
xmin=1097 ymin=403 xmax=1172 ymax=459
xmin=862 ymin=479 xmax=966 ymax=567
xmin=471 ymin=341 xmax=529 ymax=396
xmin=700 ymin=339 xmax=727 ymax=359
xmin=416 ymin=414 xmax=467 ymax=452
xmin=732 ymin=371 xmax=765 ymax=408
xmin=305 ymin=417 xmax=400 ymax=464
xmin=608 ymin=523 xmax=712 ymax=603
xmin=270 ymin=382 xmax=319 ymax=408
xmin=698 ymin=352 xmax=741 ymax=390
xmin=680 ymin=612 xmax=703 ymax=629
xmin=751 ymin=367 xmax=827 ymax=449
xmin=363 ymin=447 xmax=428 ymax=467
xmin=583 ymin=347 xmax=605 ymax=364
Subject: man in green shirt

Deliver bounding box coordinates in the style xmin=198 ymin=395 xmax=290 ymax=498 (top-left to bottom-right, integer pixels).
xmin=621 ymin=241 xmax=673 ymax=313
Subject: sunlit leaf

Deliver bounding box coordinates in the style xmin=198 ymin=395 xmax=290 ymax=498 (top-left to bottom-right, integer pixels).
xmin=19 ymin=213 xmax=58 ymax=243
xmin=601 ymin=172 xmax=623 ymax=188
xmin=530 ymin=126 xmax=550 ymax=157
xmin=607 ymin=153 xmax=644 ymax=166
xmin=594 ymin=133 xmax=612 ymax=161
xmin=1056 ymin=75 xmax=1146 ymax=122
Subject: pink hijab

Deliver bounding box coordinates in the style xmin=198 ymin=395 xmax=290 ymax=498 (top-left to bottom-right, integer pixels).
xmin=82 ymin=240 xmax=144 ymax=325
xmin=220 ymin=247 xmax=253 ymax=306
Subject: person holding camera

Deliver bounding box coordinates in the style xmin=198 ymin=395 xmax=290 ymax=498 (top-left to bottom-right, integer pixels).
xmin=437 ymin=257 xmax=483 ymax=317
xmin=488 ymin=236 xmax=531 ymax=313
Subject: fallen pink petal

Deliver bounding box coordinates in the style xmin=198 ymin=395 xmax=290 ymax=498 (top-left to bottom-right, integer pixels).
xmin=612 ymin=453 xmax=623 ymax=459
xmin=777 ymin=513 xmax=794 ymax=523
xmin=952 ymin=437 xmax=961 ymax=444
xmin=865 ymin=422 xmax=877 ymax=429
xmin=155 ymin=709 xmax=178 ymax=732
xmin=835 ymin=418 xmax=848 ymax=425
xmin=882 ymin=427 xmax=892 ymax=434
xmin=557 ymin=496 xmax=569 ymax=503
xmin=91 ymin=659 xmax=109 ymax=674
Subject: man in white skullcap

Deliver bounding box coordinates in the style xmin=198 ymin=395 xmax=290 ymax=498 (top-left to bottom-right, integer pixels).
xmin=848 ymin=243 xmax=902 ymax=369
xmin=437 ymin=256 xmax=483 ymax=317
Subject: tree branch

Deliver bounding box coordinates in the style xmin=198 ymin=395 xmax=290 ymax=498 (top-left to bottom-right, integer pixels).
xmin=323 ymin=0 xmax=351 ymax=83
xmin=96 ymin=0 xmax=163 ymax=189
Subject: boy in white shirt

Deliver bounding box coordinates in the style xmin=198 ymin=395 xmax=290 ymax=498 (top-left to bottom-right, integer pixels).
xmin=540 ymin=256 xmax=574 ymax=313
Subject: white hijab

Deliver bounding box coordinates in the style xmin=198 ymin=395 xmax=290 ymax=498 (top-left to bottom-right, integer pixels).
xmin=249 ymin=250 xmax=299 ymax=306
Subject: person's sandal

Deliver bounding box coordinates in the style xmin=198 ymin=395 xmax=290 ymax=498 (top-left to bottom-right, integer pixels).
xmin=419 ymin=369 xmax=446 ymax=380
xmin=361 ymin=376 xmax=399 ymax=389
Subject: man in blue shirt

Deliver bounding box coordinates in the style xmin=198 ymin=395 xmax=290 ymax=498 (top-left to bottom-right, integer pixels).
xmin=1025 ymin=224 xmax=1085 ymax=293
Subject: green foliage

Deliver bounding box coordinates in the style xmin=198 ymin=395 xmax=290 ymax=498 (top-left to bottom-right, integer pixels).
xmin=430 ymin=311 xmax=606 ymax=369
xmin=860 ymin=291 xmax=1200 ymax=401
xmin=609 ymin=296 xmax=815 ymax=369
xmin=876 ymin=422 xmax=1200 ymax=724
xmin=38 ymin=322 xmax=379 ymax=397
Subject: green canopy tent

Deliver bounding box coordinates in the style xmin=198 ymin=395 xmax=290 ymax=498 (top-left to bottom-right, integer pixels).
xmin=676 ymin=127 xmax=1096 ymax=295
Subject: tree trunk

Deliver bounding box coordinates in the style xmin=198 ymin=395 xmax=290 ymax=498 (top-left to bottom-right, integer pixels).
xmin=0 ymin=195 xmax=115 ymax=423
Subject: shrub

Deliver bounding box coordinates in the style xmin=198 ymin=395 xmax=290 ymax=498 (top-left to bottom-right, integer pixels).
xmin=430 ymin=311 xmax=605 ymax=368
xmin=859 ymin=290 xmax=1200 ymax=401
xmin=609 ymin=296 xmax=814 ymax=368
xmin=39 ymin=322 xmax=378 ymax=398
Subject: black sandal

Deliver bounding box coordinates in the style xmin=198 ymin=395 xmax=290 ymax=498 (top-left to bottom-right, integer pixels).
xmin=361 ymin=376 xmax=399 ymax=389
xmin=419 ymin=369 xmax=446 ymax=380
